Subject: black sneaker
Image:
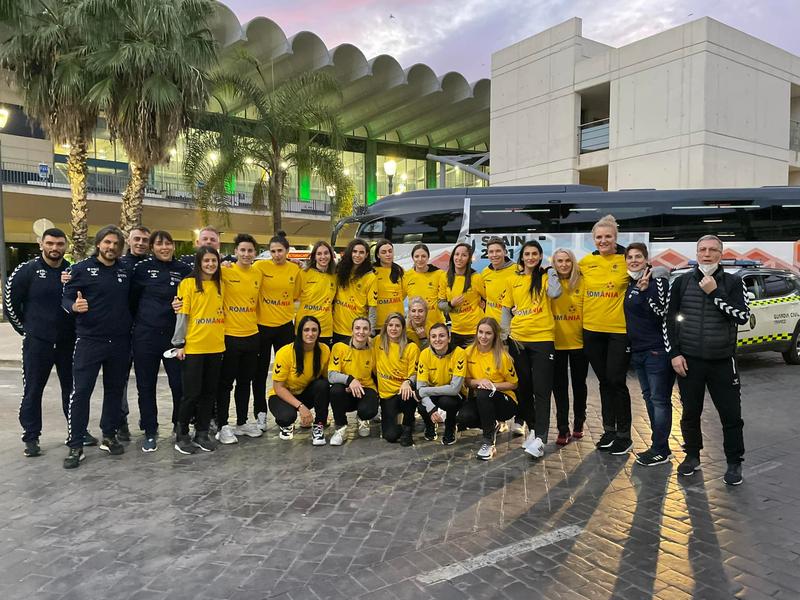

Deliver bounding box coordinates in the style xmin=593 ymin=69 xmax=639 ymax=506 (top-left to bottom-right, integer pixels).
xmin=117 ymin=422 xmax=131 ymax=442
xmin=424 ymin=421 xmax=438 ymax=441
xmin=609 ymin=437 xmax=633 ymax=455
xmin=63 ymin=447 xmax=84 ymax=469
xmin=83 ymin=431 xmax=99 ymax=446
xmin=635 ymin=449 xmax=673 ymax=466
xmin=99 ymin=436 xmax=125 ymax=456
xmin=677 ymin=455 xmax=701 ymax=476
xmin=399 ymin=426 xmax=413 ymax=447
xmin=723 ymin=463 xmax=743 ymax=486
xmin=174 ymin=435 xmax=197 ymax=455
xmin=595 ymin=431 xmax=616 ymax=451
xmin=193 ymin=432 xmax=217 ymax=452
xmin=23 ymin=440 xmax=41 ymax=458
xmin=442 ymin=426 xmax=456 ymax=446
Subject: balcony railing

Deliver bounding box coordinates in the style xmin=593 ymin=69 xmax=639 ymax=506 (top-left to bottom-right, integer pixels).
xmin=579 ymin=118 xmax=609 ymax=153
xmin=791 ymin=120 xmax=800 ymax=152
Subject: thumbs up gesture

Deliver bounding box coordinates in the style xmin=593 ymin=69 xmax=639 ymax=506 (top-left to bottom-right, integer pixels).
xmin=73 ymin=291 xmax=89 ymax=313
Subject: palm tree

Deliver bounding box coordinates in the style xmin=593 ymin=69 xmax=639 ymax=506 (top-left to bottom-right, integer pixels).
xmin=78 ymin=0 xmax=218 ymax=233
xmin=183 ymin=61 xmax=353 ymax=235
xmin=0 ymin=0 xmax=97 ymax=259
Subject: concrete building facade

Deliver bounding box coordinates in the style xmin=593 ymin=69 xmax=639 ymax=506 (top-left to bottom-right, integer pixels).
xmin=491 ymin=17 xmax=800 ymax=190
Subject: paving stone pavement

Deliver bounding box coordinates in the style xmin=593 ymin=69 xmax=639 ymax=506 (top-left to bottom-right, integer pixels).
xmin=2 ymin=352 xmax=799 ymax=600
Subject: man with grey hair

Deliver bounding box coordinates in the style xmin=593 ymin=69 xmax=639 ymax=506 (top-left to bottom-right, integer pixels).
xmin=665 ymin=234 xmax=750 ymax=485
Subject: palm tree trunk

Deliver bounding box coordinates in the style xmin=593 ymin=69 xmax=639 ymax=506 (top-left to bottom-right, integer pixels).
xmin=269 ymin=170 xmax=284 ymax=235
xmin=120 ymin=161 xmax=148 ymax=234
xmin=66 ymin=140 xmax=89 ymax=260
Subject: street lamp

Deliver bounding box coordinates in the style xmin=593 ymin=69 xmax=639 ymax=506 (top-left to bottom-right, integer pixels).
xmin=326 ymin=184 xmax=336 ymax=214
xmin=0 ymin=106 xmax=9 ymax=313
xmin=383 ymin=159 xmax=396 ymax=195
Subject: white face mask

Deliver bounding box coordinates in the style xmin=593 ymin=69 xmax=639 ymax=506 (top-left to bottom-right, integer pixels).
xmin=627 ymin=269 xmax=645 ymax=280
xmin=698 ymin=263 xmax=719 ymax=276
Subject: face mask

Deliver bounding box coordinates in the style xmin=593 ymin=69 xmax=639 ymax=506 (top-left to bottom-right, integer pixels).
xmin=627 ymin=269 xmax=645 ymax=280
xmin=698 ymin=263 xmax=719 ymax=276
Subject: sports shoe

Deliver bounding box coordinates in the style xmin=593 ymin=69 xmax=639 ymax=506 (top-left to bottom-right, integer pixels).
xmin=572 ymin=424 xmax=584 ymax=439
xmin=509 ymin=420 xmax=526 ymax=436
xmin=99 ymin=436 xmax=124 ymax=455
xmin=174 ymin=435 xmax=197 ymax=455
xmin=635 ymin=449 xmax=672 ymax=466
xmin=209 ymin=419 xmax=219 ymax=436
xmin=330 ymin=425 xmax=348 ymax=446
xmin=442 ymin=425 xmax=456 ymax=446
xmin=63 ymin=447 xmax=84 ymax=469
xmin=677 ymin=455 xmax=701 ymax=476
xmin=497 ymin=420 xmax=509 ymax=433
xmin=24 ymin=440 xmax=41 ymax=457
xmin=257 ymin=412 xmax=268 ymax=432
xmin=279 ymin=425 xmax=294 ymax=440
xmin=117 ymin=422 xmax=131 ymax=442
xmin=193 ymin=432 xmax=217 ymax=452
xmin=609 ymin=437 xmax=633 ymax=455
xmin=234 ymin=423 xmax=263 ymax=438
xmin=525 ymin=436 xmax=545 ymax=458
xmin=216 ymin=425 xmax=238 ymax=444
xmin=311 ymin=423 xmax=327 ymax=446
xmin=556 ymin=432 xmax=570 ymax=446
xmin=595 ymin=431 xmax=616 ymax=451
xmin=83 ymin=431 xmax=98 ymax=446
xmin=723 ymin=463 xmax=743 ymax=486
xmin=399 ymin=426 xmax=413 ymax=447
xmin=141 ymin=436 xmax=158 ymax=453
xmin=477 ymin=442 xmax=496 ymax=461
xmin=522 ymin=431 xmax=538 ymax=450
xmin=424 ymin=421 xmax=438 ymax=441
xmin=357 ymin=419 xmax=371 ymax=437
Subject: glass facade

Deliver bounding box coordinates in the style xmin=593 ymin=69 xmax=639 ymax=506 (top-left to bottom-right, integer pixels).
xmin=376 ymin=155 xmax=426 ymax=198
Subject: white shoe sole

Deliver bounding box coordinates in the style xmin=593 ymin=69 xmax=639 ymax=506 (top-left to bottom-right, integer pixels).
xmin=525 ymin=441 xmax=544 ymax=458
xmin=216 ymin=435 xmax=238 ymax=445
xmin=235 ymin=430 xmax=262 ymax=438
xmin=312 ymin=439 xmax=327 ymax=446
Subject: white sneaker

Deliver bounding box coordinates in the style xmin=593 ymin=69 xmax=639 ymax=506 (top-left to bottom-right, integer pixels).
xmin=510 ymin=420 xmax=527 ymax=436
xmin=215 ymin=425 xmax=238 ymax=445
xmin=257 ymin=412 xmax=268 ymax=432
xmin=311 ymin=423 xmax=327 ymax=446
xmin=234 ymin=423 xmax=263 ymax=438
xmin=477 ymin=442 xmax=496 ymax=461
xmin=279 ymin=425 xmax=294 ymax=440
xmin=522 ymin=431 xmax=538 ymax=449
xmin=525 ymin=436 xmax=545 ymax=458
xmin=357 ymin=419 xmax=371 ymax=437
xmin=330 ymin=425 xmax=348 ymax=446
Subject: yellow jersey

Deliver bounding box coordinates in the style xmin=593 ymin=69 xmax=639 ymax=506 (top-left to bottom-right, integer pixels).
xmin=578 ymin=253 xmax=628 ymax=334
xmin=329 ymin=342 xmax=376 ymax=391
xmin=332 ymin=271 xmax=377 ymax=336
xmin=373 ymin=336 xmax=419 ymax=398
xmin=440 ymin=272 xmax=486 ymax=335
xmin=253 ymin=259 xmax=300 ymax=327
xmin=296 ymin=269 xmax=337 ymax=337
xmin=417 ymin=346 xmax=467 ymax=387
xmin=502 ymin=272 xmax=556 ymax=342
xmin=551 ymin=279 xmax=584 ymax=350
xmin=268 ymin=342 xmax=330 ymax=396
xmin=177 ymin=278 xmax=225 ymax=354
xmin=406 ymin=324 xmax=428 ymax=349
xmin=221 ymin=264 xmax=260 ymax=337
xmin=481 ymin=263 xmax=516 ymax=323
xmin=403 ymin=268 xmax=445 ymax=329
xmin=374 ymin=266 xmax=405 ymax=327
xmin=464 ymin=345 xmax=518 ymax=402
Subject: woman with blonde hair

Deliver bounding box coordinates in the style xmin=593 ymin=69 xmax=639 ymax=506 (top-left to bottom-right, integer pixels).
xmin=406 ymin=296 xmax=430 ymax=349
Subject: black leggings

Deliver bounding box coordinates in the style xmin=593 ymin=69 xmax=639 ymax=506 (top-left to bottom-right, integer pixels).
xmin=253 ymin=322 xmax=294 ymax=418
xmin=330 ymin=384 xmax=379 ymax=427
xmin=419 ymin=394 xmax=464 ymax=430
xmin=583 ymin=330 xmax=631 ymax=437
xmin=553 ymin=348 xmax=589 ymax=435
xmin=458 ymin=389 xmax=518 ymax=441
xmin=217 ymin=333 xmax=259 ymax=427
xmin=268 ymin=378 xmax=330 ymax=427
xmin=380 ymin=394 xmax=417 ymax=442
xmin=508 ymin=339 xmax=555 ymax=443
xmin=178 ymin=353 xmax=223 ymax=435
xmin=450 ymin=333 xmax=474 ymax=349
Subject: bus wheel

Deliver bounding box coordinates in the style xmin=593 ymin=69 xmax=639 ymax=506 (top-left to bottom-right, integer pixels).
xmin=782 ymin=324 xmax=800 ymax=365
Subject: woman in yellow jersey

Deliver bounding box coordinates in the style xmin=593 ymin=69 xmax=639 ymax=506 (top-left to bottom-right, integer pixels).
xmin=501 ymin=240 xmax=561 ymax=458
xmin=373 ymin=239 xmax=405 ymax=330
xmin=459 ymin=318 xmax=519 ymax=461
xmin=269 ymin=315 xmax=331 ymax=445
xmin=417 ymin=323 xmax=467 ymax=445
xmin=373 ymin=313 xmax=419 ymax=446
xmin=327 ymin=317 xmax=379 ymax=446
xmin=403 ymin=243 xmax=444 ymax=330
xmin=578 ymin=215 xmax=632 ymax=455
xmin=216 ymin=234 xmax=263 ymax=445
xmin=172 ymin=247 xmax=225 ymax=455
xmin=439 ymin=242 xmax=485 ymax=348
xmin=480 ymin=237 xmax=516 ymax=323
xmin=296 ymin=240 xmax=337 ymax=347
xmin=332 ymin=239 xmax=377 ymax=345
xmin=406 ymin=296 xmax=429 ymax=349
xmin=550 ymin=248 xmax=588 ymax=446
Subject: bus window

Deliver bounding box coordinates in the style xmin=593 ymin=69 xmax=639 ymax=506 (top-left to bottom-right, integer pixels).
xmin=359 ymin=219 xmax=385 ymax=239
xmin=386 ymin=211 xmax=463 ymax=244
xmin=661 ymin=198 xmax=775 ymax=242
xmin=558 ymin=203 xmax=662 ymax=234
xmin=471 ymin=202 xmax=561 ymax=235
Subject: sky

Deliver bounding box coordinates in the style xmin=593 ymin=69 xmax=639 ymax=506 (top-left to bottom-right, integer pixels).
xmin=222 ymin=0 xmax=800 ymax=82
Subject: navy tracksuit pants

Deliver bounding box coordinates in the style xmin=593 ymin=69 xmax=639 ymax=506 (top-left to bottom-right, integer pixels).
xmin=19 ymin=334 xmax=75 ymax=442
xmin=66 ymin=336 xmax=131 ymax=448
xmin=133 ymin=326 xmax=183 ymax=436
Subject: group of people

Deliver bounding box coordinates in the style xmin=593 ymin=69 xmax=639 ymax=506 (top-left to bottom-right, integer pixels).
xmin=4 ymin=215 xmax=750 ymax=485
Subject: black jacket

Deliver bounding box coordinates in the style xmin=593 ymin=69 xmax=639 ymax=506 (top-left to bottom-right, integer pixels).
xmin=130 ymin=257 xmax=192 ymax=331
xmin=623 ymin=271 xmax=669 ymax=353
xmin=62 ymin=256 xmax=132 ymax=339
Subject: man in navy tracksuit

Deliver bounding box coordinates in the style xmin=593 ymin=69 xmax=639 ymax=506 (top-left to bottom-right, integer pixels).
xmin=62 ymin=225 xmax=133 ymax=469
xmin=4 ymin=228 xmax=78 ymax=457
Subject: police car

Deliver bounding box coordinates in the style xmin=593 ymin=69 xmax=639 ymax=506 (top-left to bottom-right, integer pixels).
xmin=670 ymin=260 xmax=800 ymax=364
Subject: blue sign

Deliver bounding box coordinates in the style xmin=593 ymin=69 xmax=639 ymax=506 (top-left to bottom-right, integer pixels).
xmin=38 ymin=163 xmax=49 ymax=181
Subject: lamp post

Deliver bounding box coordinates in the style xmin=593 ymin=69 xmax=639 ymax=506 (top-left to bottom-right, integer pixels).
xmin=0 ymin=106 xmax=9 ymax=314
xmin=326 ymin=184 xmax=336 ymax=216
xmin=383 ymin=159 xmax=396 ymax=195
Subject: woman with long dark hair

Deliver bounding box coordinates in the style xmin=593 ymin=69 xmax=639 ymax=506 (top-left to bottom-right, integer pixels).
xmin=172 ymin=246 xmax=225 ymax=455
xmin=373 ymin=239 xmax=405 ymax=331
xmin=439 ymin=242 xmax=485 ymax=348
xmin=297 ymin=241 xmax=337 ymax=347
xmin=333 ymin=238 xmax=377 ymax=345
xmin=403 ymin=243 xmax=444 ymax=331
xmin=268 ymin=315 xmax=331 ymax=445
